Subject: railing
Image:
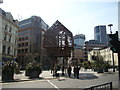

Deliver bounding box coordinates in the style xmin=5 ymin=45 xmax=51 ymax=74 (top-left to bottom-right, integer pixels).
xmin=84 ymin=82 xmax=112 ymax=90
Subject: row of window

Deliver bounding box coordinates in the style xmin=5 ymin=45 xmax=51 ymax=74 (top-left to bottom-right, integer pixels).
xmin=3 ymin=24 xmax=17 ymax=34
xmin=100 ymin=49 xmax=111 ymax=53
xmin=19 ymin=36 xmax=29 ymax=41
xmin=3 ymin=32 xmax=17 ymax=44
xmin=2 ymin=46 xmax=11 ymax=54
xmin=2 ymin=46 xmax=16 ymax=55
xmin=3 ymin=33 xmax=12 ymax=42
xmin=4 ymin=24 xmax=12 ymax=32
xmin=18 ymin=42 xmax=28 ymax=47
xmin=18 ymin=30 xmax=30 ymax=35
xmin=18 ymin=49 xmax=28 ymax=53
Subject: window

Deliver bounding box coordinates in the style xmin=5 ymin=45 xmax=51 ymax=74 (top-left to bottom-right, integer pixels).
xmin=18 ymin=49 xmax=20 ymax=53
xmin=22 ymin=43 xmax=24 ymax=46
xmin=7 ymin=47 xmax=10 ymax=54
xmin=26 ymin=36 xmax=28 ymax=40
xmin=14 ymin=49 xmax=16 ymax=55
xmin=19 ymin=38 xmax=21 ymax=41
xmin=9 ymin=35 xmax=12 ymax=42
xmin=25 ymin=49 xmax=28 ymax=52
xmin=5 ymin=25 xmax=7 ymax=30
xmin=15 ymin=38 xmax=17 ymax=45
xmin=22 ymin=49 xmax=24 ymax=53
xmin=9 ymin=27 xmax=12 ymax=32
xmin=4 ymin=33 xmax=7 ymax=41
xmin=18 ymin=43 xmax=21 ymax=47
xmin=25 ymin=42 xmax=28 ymax=46
xmin=2 ymin=46 xmax=6 ymax=54
xmin=22 ymin=37 xmax=24 ymax=41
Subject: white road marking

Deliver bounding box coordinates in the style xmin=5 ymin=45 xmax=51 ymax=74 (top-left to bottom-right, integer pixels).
xmin=47 ymin=80 xmax=60 ymax=90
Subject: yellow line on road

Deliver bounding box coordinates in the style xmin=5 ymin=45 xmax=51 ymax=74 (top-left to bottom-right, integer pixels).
xmin=1 ymin=79 xmax=46 ymax=84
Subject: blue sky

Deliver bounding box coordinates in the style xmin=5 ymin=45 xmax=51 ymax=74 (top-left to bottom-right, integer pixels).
xmin=1 ymin=0 xmax=119 ymax=40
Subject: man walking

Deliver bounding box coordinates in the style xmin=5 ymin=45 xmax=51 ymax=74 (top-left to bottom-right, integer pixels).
xmin=73 ymin=66 xmax=77 ymax=78
xmin=76 ymin=66 xmax=80 ymax=79
xmin=67 ymin=65 xmax=72 ymax=78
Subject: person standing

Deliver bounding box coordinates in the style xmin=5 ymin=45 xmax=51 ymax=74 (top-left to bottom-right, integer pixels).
xmin=67 ymin=65 xmax=72 ymax=78
xmin=62 ymin=66 xmax=65 ymax=76
xmin=73 ymin=66 xmax=77 ymax=78
xmin=76 ymin=66 xmax=80 ymax=79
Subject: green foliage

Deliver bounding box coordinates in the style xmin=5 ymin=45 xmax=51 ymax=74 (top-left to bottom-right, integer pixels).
xmin=92 ymin=56 xmax=104 ymax=69
xmin=82 ymin=61 xmax=92 ymax=69
xmin=2 ymin=60 xmax=20 ymax=74
xmin=25 ymin=61 xmax=42 ymax=74
xmin=91 ymin=55 xmax=111 ymax=72
xmin=103 ymin=61 xmax=110 ymax=68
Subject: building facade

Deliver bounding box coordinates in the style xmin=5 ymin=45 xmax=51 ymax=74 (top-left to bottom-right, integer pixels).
xmin=94 ymin=25 xmax=107 ymax=45
xmin=0 ymin=8 xmax=18 ymax=61
xmin=84 ymin=40 xmax=107 ymax=61
xmin=74 ymin=34 xmax=85 ymax=49
xmin=73 ymin=34 xmax=85 ymax=64
xmin=18 ymin=16 xmax=49 ymax=69
xmin=88 ymin=47 xmax=118 ymax=66
xmin=119 ymin=1 xmax=120 ymax=40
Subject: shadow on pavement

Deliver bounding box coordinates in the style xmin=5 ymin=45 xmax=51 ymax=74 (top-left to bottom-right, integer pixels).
xmin=60 ymin=73 xmax=98 ymax=80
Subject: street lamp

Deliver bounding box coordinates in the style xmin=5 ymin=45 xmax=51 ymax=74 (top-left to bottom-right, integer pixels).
xmin=108 ymin=24 xmax=113 ymax=34
xmin=108 ymin=24 xmax=115 ymax=72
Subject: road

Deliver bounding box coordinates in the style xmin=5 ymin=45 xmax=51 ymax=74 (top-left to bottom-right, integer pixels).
xmin=1 ymin=72 xmax=119 ymax=90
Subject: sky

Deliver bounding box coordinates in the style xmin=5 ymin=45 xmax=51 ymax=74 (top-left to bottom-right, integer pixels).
xmin=0 ymin=0 xmax=119 ymax=41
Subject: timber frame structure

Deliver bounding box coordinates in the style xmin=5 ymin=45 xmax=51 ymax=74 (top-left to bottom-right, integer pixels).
xmin=43 ymin=20 xmax=74 ymax=57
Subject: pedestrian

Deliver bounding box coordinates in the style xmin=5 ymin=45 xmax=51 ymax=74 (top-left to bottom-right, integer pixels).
xmin=67 ymin=65 xmax=72 ymax=78
xmin=76 ymin=66 xmax=80 ymax=79
xmin=53 ymin=66 xmax=57 ymax=77
xmin=73 ymin=66 xmax=77 ymax=78
xmin=62 ymin=66 xmax=65 ymax=76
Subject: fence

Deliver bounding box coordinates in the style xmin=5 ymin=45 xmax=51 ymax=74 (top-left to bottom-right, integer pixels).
xmin=84 ymin=82 xmax=112 ymax=90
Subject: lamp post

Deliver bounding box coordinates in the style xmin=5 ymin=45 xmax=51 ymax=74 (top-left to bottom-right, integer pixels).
xmin=108 ymin=24 xmax=115 ymax=72
xmin=108 ymin=24 xmax=113 ymax=34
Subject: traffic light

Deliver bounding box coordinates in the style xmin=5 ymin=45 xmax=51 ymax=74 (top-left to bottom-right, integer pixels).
xmin=109 ymin=31 xmax=120 ymax=53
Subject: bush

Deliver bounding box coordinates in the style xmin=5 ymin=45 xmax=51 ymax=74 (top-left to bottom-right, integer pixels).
xmin=2 ymin=60 xmax=20 ymax=81
xmin=25 ymin=61 xmax=42 ymax=78
xmin=82 ymin=61 xmax=92 ymax=69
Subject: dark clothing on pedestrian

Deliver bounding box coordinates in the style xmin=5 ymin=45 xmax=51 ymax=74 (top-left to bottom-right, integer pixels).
xmin=67 ymin=66 xmax=72 ymax=77
xmin=76 ymin=66 xmax=80 ymax=79
xmin=62 ymin=66 xmax=65 ymax=76
xmin=53 ymin=67 xmax=57 ymax=77
xmin=73 ymin=66 xmax=77 ymax=78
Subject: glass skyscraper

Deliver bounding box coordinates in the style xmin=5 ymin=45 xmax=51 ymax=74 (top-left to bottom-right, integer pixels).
xmin=94 ymin=25 xmax=107 ymax=45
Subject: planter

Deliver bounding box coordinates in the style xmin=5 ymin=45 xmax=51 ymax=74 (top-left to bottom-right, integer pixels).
xmin=29 ymin=71 xmax=40 ymax=78
xmin=25 ymin=70 xmax=30 ymax=76
xmin=2 ymin=71 xmax=14 ymax=81
xmin=97 ymin=68 xmax=103 ymax=73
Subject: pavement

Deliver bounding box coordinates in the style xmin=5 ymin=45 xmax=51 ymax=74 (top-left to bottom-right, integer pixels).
xmin=0 ymin=68 xmax=119 ymax=83
xmin=0 ymin=70 xmax=57 ymax=83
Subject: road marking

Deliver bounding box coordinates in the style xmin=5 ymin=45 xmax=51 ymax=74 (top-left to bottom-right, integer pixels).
xmin=47 ymin=80 xmax=60 ymax=90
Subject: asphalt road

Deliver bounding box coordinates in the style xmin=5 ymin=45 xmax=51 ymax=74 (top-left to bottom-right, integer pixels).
xmin=1 ymin=72 xmax=119 ymax=90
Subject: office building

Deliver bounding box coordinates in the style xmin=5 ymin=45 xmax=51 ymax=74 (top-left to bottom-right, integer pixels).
xmin=18 ymin=16 xmax=49 ymax=69
xmin=84 ymin=40 xmax=107 ymax=61
xmin=74 ymin=34 xmax=85 ymax=49
xmin=73 ymin=34 xmax=85 ymax=64
xmin=94 ymin=25 xmax=107 ymax=45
